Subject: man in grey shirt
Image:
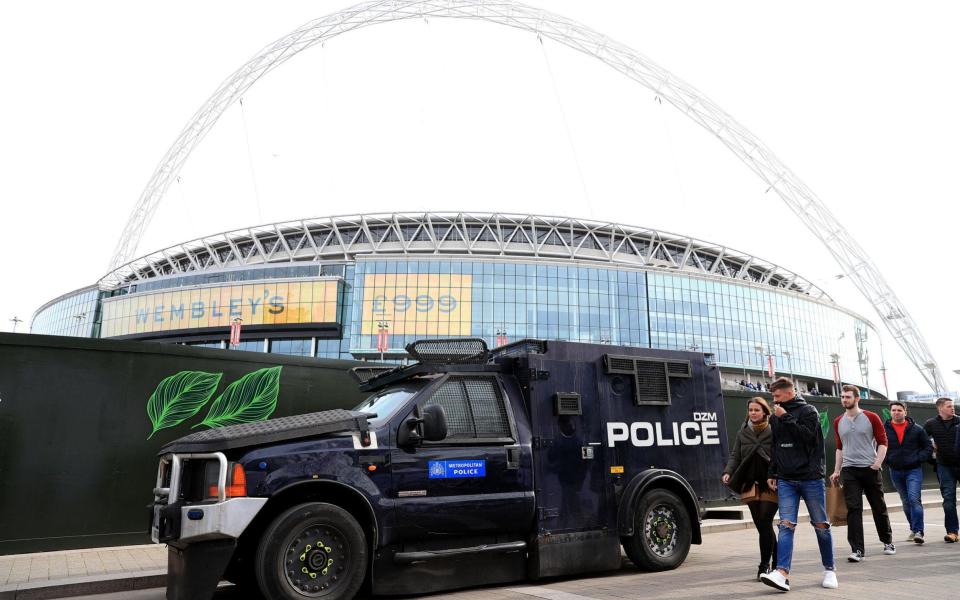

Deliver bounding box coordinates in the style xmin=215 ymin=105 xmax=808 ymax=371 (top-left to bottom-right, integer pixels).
xmin=829 ymin=384 xmax=894 ymax=562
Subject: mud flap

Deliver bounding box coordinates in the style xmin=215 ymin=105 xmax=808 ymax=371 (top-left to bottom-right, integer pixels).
xmin=166 ymin=539 xmax=236 ymax=600
xmin=529 ymin=529 xmax=622 ymax=579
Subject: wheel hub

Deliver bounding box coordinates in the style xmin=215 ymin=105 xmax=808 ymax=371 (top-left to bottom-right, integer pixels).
xmin=306 ymin=548 xmax=329 ymax=571
xmin=283 ymin=527 xmax=348 ymax=596
xmin=644 ymin=504 xmax=678 ymax=557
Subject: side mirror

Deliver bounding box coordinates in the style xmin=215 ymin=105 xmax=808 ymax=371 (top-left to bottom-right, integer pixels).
xmin=421 ymin=404 xmax=448 ymax=442
xmin=397 ymin=404 xmax=448 ymax=447
xmin=397 ymin=415 xmax=422 ymax=447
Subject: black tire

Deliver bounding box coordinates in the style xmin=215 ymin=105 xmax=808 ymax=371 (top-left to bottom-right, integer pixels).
xmin=255 ymin=502 xmax=368 ymax=600
xmin=621 ymin=489 xmax=692 ymax=571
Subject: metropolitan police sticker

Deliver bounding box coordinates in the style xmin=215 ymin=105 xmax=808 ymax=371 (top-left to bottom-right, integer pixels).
xmin=428 ymin=460 xmax=486 ymax=479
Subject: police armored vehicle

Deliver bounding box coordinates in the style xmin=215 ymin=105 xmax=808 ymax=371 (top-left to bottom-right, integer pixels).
xmin=150 ymin=339 xmax=728 ymax=599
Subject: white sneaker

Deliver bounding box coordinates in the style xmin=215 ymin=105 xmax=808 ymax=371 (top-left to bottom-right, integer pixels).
xmin=883 ymin=543 xmax=896 ymax=555
xmin=822 ymin=570 xmax=839 ymax=589
xmin=913 ymin=532 xmax=925 ymax=544
xmin=847 ymin=550 xmax=863 ymax=562
xmin=906 ymin=532 xmax=916 ymax=542
xmin=760 ymin=569 xmax=790 ymax=592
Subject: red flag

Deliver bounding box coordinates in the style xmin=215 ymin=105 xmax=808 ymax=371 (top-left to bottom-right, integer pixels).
xmin=377 ymin=328 xmax=389 ymax=353
xmin=767 ymin=354 xmax=775 ymax=378
xmin=229 ymin=320 xmax=242 ymax=346
xmin=832 ymin=362 xmax=841 ymax=384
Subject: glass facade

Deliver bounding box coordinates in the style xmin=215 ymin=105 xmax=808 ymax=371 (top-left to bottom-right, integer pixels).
xmin=348 ymin=258 xmax=876 ymax=387
xmin=231 ymin=339 xmax=267 ymax=353
xmin=30 ymin=287 xmax=101 ymax=338
xmin=269 ymin=338 xmax=313 ymax=357
xmin=644 ymin=272 xmax=861 ymax=380
xmin=185 ymin=340 xmax=226 ymax=349
xmin=350 ymin=259 xmax=648 ymax=351
xmin=104 ymin=264 xmax=328 ymax=297
xmin=31 ymin=258 xmax=880 ymax=389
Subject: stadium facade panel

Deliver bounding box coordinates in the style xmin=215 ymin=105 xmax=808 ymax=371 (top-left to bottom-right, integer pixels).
xmin=32 ymin=213 xmax=881 ymax=395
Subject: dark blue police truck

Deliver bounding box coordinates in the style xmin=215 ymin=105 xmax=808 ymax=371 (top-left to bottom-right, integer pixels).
xmin=150 ymin=339 xmax=728 ymax=599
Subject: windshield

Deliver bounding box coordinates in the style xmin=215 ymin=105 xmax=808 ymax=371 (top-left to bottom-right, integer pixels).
xmin=353 ymin=382 xmax=424 ymax=426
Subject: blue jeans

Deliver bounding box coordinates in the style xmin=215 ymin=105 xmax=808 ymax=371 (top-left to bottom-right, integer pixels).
xmin=776 ymin=479 xmax=834 ymax=573
xmin=889 ymin=466 xmax=924 ymax=534
xmin=936 ymin=464 xmax=960 ymax=534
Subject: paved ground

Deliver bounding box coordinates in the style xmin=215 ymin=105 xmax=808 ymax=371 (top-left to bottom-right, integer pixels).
xmin=0 ymin=546 xmax=164 ymax=586
xmin=66 ymin=513 xmax=960 ymax=600
xmin=2 ymin=489 xmax=954 ymax=599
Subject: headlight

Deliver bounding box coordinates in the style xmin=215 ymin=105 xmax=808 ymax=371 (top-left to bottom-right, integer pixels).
xmin=205 ymin=461 xmax=247 ymax=500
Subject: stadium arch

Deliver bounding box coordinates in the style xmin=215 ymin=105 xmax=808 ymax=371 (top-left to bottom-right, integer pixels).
xmin=105 ymin=0 xmax=944 ymax=391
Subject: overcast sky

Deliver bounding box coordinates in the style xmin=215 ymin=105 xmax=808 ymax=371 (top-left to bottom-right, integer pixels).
xmin=1 ymin=0 xmax=957 ymax=394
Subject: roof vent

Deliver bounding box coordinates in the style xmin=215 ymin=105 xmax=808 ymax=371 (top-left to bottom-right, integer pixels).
xmin=604 ymin=355 xmax=693 ymax=406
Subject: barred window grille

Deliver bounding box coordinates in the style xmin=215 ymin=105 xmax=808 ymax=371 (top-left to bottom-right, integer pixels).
xmin=425 ymin=381 xmax=473 ymax=438
xmin=423 ymin=377 xmax=511 ymax=440
xmin=464 ymin=379 xmax=510 ymax=437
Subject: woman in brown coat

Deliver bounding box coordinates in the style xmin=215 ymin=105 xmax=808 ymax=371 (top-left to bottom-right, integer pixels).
xmin=722 ymin=397 xmax=778 ymax=580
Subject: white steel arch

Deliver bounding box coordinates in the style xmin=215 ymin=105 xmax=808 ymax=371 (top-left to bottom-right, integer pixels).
xmin=106 ymin=0 xmax=944 ymax=391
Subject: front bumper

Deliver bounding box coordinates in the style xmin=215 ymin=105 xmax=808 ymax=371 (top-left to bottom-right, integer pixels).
xmin=150 ymin=451 xmax=267 ymax=544
xmin=150 ymin=452 xmax=269 ymax=600
xmin=151 ymin=497 xmax=268 ymax=543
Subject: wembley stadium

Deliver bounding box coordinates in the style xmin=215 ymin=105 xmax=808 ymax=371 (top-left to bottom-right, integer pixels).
xmin=31 ymin=211 xmax=884 ymax=396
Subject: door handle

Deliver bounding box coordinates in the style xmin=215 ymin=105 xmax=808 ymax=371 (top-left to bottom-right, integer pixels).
xmin=505 ymin=445 xmax=520 ymax=470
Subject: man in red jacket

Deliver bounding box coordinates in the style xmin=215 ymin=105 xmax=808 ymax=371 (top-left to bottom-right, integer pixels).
xmin=883 ymin=401 xmax=933 ymax=543
xmin=829 ymin=384 xmax=894 ymax=562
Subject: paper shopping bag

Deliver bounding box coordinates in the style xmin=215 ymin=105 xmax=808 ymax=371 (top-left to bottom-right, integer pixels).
xmin=827 ymin=481 xmax=847 ymax=526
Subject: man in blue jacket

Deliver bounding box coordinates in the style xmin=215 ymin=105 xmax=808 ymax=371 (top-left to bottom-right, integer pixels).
xmin=883 ymin=401 xmax=933 ymax=544
xmin=923 ymin=397 xmax=960 ymax=542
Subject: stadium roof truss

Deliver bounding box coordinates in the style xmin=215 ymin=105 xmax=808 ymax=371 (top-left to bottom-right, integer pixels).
xmin=104 ymin=0 xmax=945 ymax=391
xmin=102 ymin=212 xmax=828 ymax=301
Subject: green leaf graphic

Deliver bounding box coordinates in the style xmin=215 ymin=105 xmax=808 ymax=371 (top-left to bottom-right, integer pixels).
xmin=819 ymin=410 xmax=830 ymax=438
xmin=882 ymin=408 xmax=892 ymax=421
xmin=147 ymin=371 xmax=222 ymax=439
xmin=195 ymin=366 xmax=282 ymax=429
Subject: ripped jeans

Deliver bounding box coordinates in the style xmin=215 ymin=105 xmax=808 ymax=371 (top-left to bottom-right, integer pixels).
xmin=776 ymin=478 xmax=835 ymax=573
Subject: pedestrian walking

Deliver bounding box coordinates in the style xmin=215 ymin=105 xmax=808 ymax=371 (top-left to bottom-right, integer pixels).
xmin=829 ymin=385 xmax=895 ymax=562
xmin=882 ymin=400 xmax=933 ymax=544
xmin=722 ymin=397 xmax=778 ymax=581
xmin=760 ymin=377 xmax=838 ymax=593
xmin=923 ymin=397 xmax=960 ymax=543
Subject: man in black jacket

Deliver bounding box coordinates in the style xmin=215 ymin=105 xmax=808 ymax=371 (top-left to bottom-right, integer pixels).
xmin=923 ymin=397 xmax=960 ymax=542
xmin=760 ymin=377 xmax=838 ymax=592
xmin=883 ymin=401 xmax=933 ymax=543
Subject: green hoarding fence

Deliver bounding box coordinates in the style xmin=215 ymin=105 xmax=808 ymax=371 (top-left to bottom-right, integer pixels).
xmin=0 ymin=333 xmax=368 ymax=555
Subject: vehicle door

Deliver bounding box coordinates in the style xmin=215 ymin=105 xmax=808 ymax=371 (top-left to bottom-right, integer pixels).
xmin=529 ymin=355 xmax=613 ymax=531
xmin=391 ymin=373 xmax=534 ymax=540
